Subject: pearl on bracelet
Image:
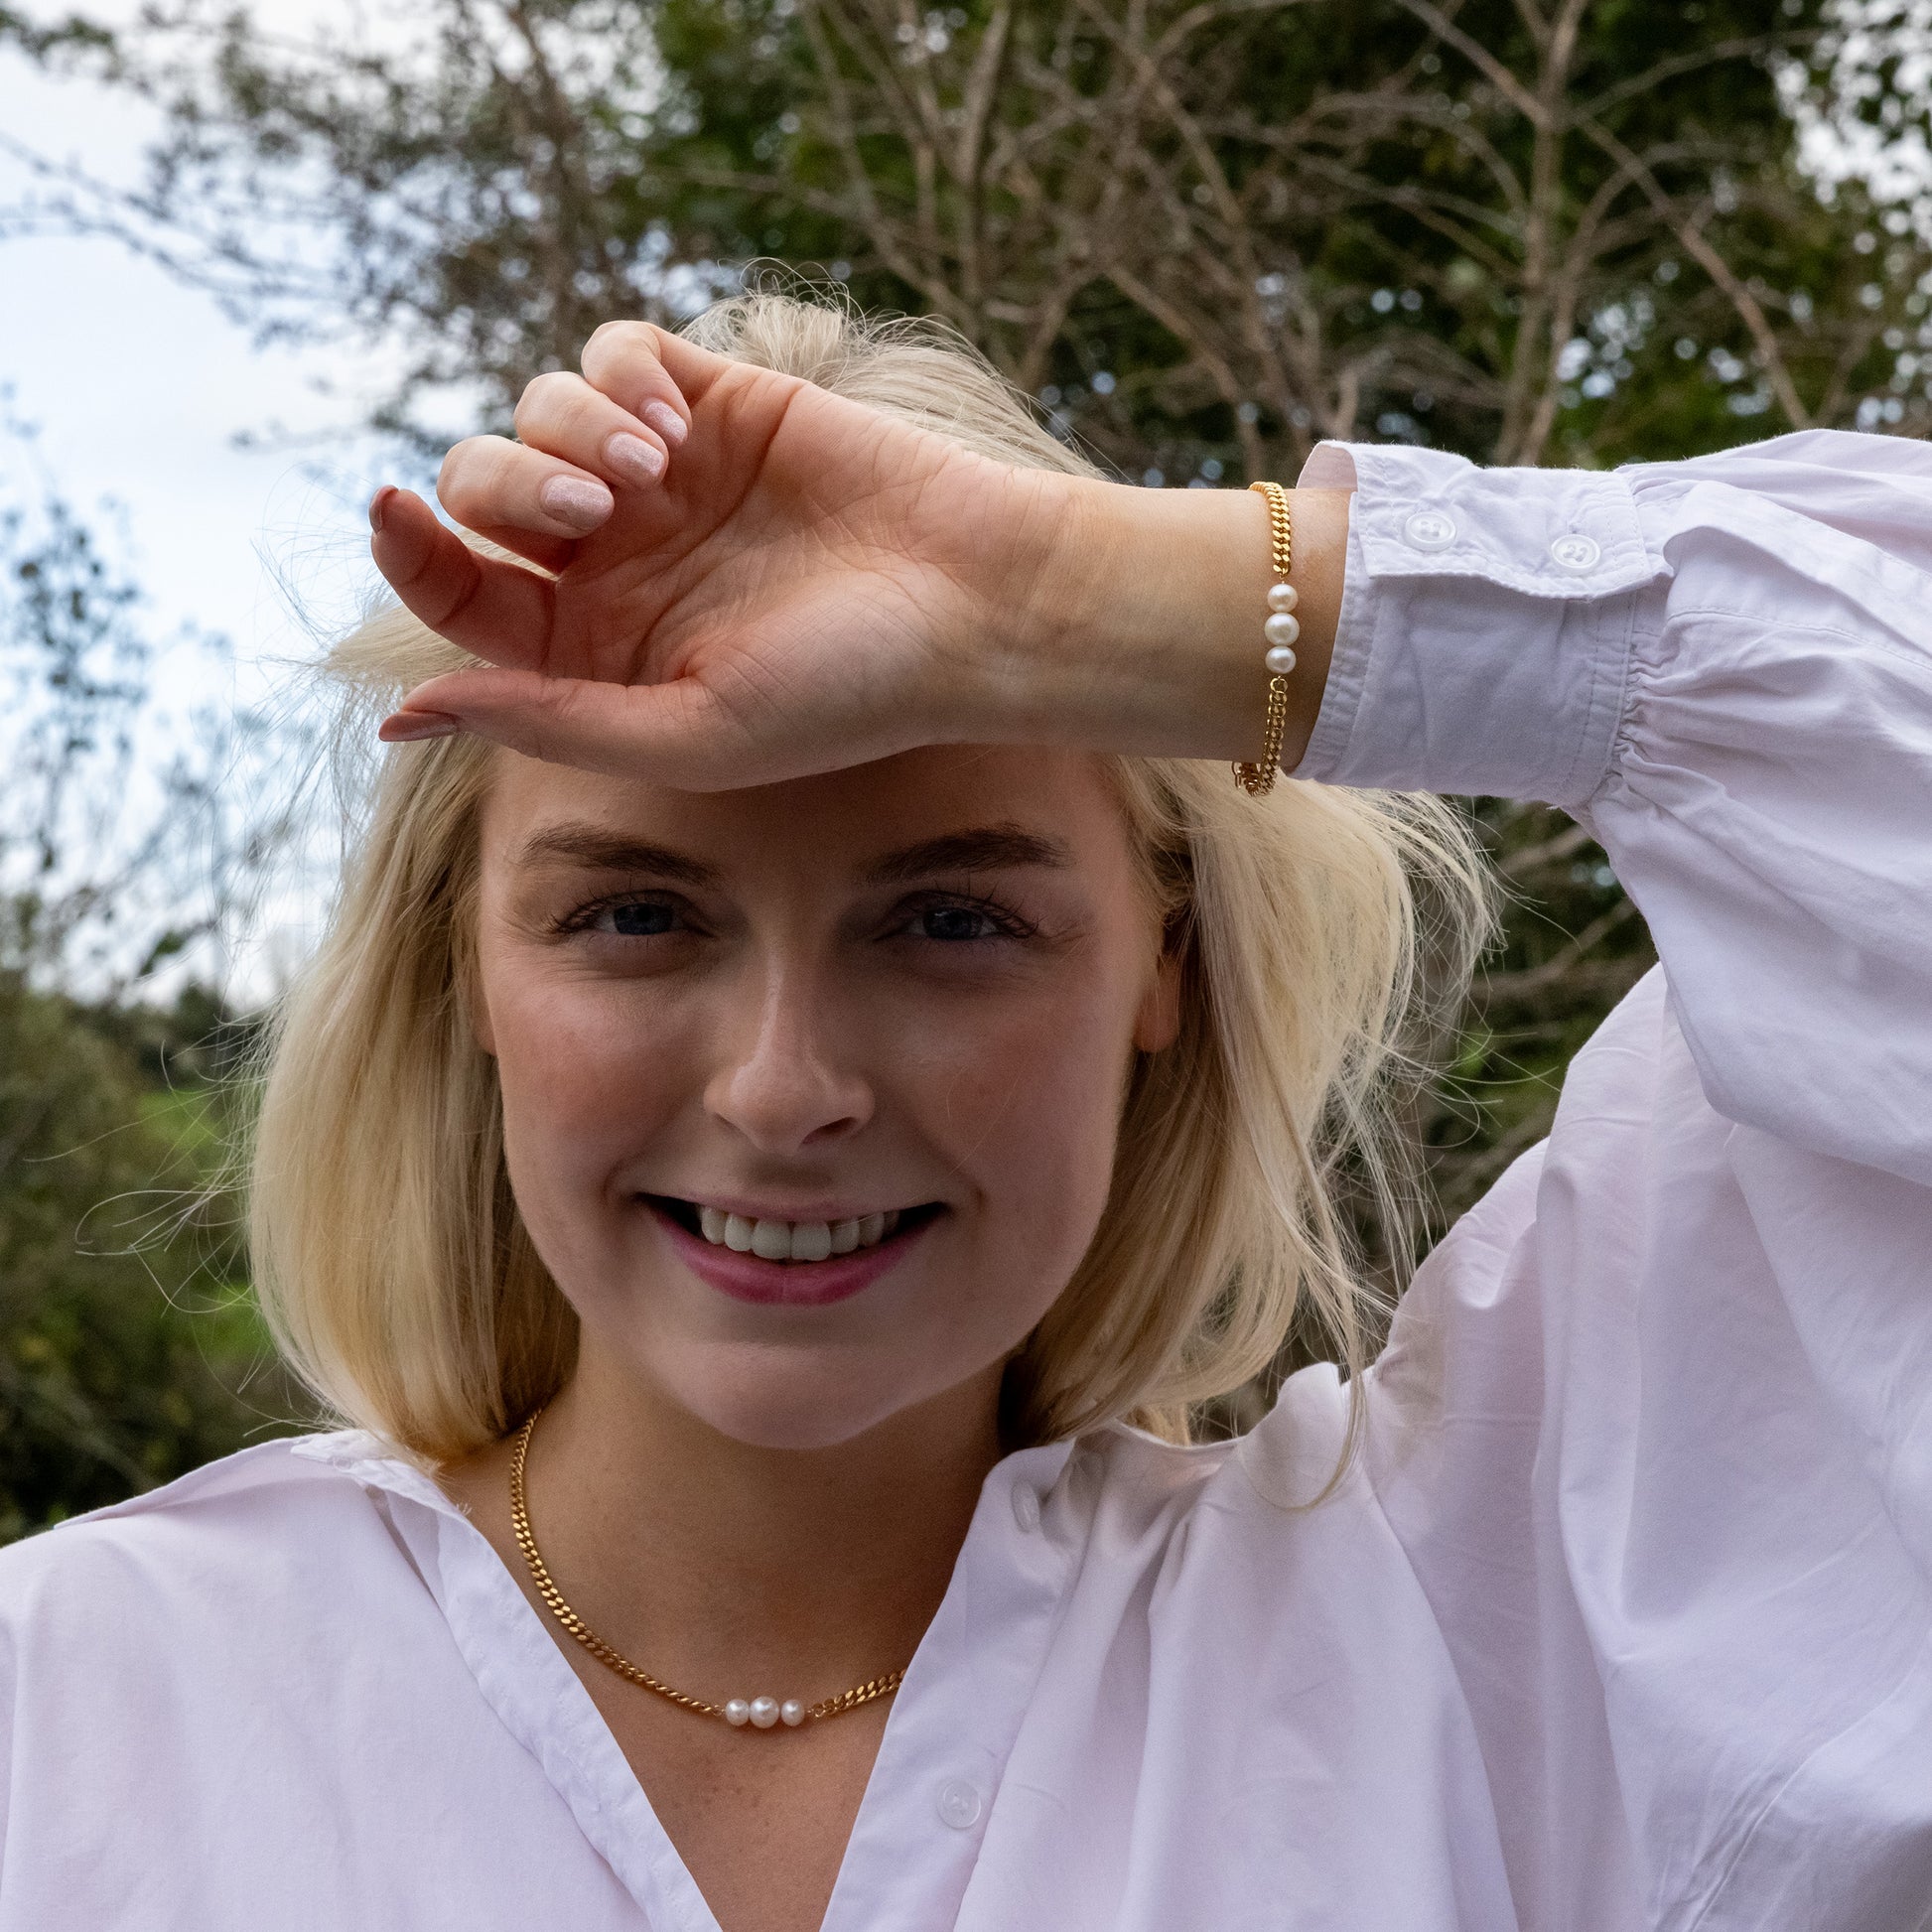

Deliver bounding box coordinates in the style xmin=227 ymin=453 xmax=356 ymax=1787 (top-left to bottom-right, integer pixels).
xmin=750 ymin=1697 xmax=781 ymax=1728
xmin=781 ymin=1700 xmax=806 ymax=1726
xmin=1261 ymin=583 xmax=1299 ymax=676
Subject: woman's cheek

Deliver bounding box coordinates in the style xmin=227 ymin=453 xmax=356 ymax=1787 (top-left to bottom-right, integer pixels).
xmin=490 ymin=972 xmax=688 ymax=1220
xmin=904 ymin=986 xmax=1131 ymax=1266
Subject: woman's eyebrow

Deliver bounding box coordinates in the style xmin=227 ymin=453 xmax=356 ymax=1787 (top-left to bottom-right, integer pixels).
xmin=863 ymin=824 xmax=1074 ymax=884
xmin=513 ymin=824 xmax=721 ymax=886
xmin=512 ymin=820 xmax=1070 ymax=886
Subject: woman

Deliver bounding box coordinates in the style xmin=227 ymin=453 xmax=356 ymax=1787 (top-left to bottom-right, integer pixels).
xmin=2 ymin=293 xmax=1928 ymax=1932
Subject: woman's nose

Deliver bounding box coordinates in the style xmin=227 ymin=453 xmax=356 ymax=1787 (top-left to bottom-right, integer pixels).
xmin=703 ymin=971 xmax=874 ymax=1155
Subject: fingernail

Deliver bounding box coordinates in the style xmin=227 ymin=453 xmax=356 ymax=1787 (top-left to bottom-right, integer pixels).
xmin=539 ymin=475 xmax=615 ymax=530
xmin=369 ymin=484 xmax=397 ymax=532
xmin=379 ymin=711 xmax=462 ymax=743
xmin=641 ymin=400 xmax=688 ymax=449
xmin=606 ymin=431 xmax=667 ymax=486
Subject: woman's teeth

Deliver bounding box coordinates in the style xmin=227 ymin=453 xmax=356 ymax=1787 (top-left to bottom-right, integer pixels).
xmin=695 ymin=1206 xmax=899 ymax=1263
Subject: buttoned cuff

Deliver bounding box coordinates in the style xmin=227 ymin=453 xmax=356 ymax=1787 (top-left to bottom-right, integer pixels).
xmin=1291 ymin=442 xmax=1667 ymax=807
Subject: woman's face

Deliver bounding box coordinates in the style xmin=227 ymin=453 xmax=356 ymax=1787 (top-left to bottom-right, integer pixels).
xmin=473 ymin=745 xmax=1179 ymax=1450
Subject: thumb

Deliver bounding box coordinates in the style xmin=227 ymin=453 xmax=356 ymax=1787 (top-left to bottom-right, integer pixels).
xmin=378 ymin=665 xmax=752 ymax=790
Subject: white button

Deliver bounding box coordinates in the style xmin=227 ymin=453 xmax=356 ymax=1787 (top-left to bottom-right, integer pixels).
xmin=936 ymin=1778 xmax=982 ymax=1830
xmin=1011 ymin=1482 xmax=1041 ymax=1532
xmin=1402 ymin=508 xmax=1456 ymax=550
xmin=1549 ymin=532 xmax=1601 ymax=573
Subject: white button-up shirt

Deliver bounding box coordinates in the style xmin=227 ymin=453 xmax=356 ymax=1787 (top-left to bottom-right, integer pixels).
xmin=5 ymin=429 xmax=1930 ymax=1930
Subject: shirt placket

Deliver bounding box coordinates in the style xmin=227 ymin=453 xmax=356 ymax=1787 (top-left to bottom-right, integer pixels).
xmin=817 ymin=1443 xmax=1079 ymax=1932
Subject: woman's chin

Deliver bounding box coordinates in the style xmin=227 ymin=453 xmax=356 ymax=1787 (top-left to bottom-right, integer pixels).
xmin=659 ymin=1356 xmax=936 ymax=1452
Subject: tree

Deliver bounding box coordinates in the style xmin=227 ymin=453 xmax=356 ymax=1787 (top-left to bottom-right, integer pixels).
xmin=4 ymin=0 xmax=1927 ymax=1407
xmin=0 ymin=421 xmax=305 ymax=1534
xmin=0 ymin=973 xmax=295 ymax=1538
xmin=14 ymin=0 xmax=1924 ymax=466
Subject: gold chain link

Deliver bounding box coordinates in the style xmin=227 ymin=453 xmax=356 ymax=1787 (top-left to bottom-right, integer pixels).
xmin=1232 ymin=480 xmax=1295 ymax=797
xmin=508 ymin=1411 xmax=908 ymax=1729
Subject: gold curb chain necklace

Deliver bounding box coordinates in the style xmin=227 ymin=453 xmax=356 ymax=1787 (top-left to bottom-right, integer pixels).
xmin=508 ymin=1409 xmax=908 ymax=1731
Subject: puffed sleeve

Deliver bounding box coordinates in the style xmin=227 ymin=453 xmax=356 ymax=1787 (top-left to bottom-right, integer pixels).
xmin=1294 ymin=431 xmax=1932 ymax=1930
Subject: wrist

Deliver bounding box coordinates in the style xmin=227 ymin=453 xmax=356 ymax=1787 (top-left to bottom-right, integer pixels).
xmin=982 ymin=468 xmax=1348 ymax=770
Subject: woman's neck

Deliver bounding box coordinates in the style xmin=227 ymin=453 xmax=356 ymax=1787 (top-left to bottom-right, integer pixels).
xmin=443 ymin=1346 xmax=1008 ymax=1704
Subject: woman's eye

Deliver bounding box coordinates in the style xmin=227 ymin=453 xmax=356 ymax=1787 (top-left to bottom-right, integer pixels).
xmin=919 ymin=905 xmax=993 ymax=942
xmin=906 ymin=901 xmax=1026 ymax=943
xmin=598 ymin=900 xmax=680 ymax=936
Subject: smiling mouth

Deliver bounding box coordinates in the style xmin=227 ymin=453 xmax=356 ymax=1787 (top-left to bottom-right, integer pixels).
xmin=647 ymin=1197 xmax=943 ymax=1265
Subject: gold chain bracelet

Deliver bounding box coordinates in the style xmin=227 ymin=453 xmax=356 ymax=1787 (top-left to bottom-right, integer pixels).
xmin=508 ymin=1409 xmax=907 ymax=1732
xmin=1232 ymin=480 xmax=1299 ymax=796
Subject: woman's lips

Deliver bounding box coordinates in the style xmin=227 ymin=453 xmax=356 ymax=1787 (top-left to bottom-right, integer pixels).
xmin=649 ymin=1200 xmax=935 ymax=1308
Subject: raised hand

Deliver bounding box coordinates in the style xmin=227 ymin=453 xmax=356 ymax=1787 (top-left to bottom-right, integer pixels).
xmin=369 ymin=321 xmax=1086 ymax=788
xmin=369 ymin=320 xmax=1342 ymax=787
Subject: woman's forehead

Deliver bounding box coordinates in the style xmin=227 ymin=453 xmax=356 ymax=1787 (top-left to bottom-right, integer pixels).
xmin=477 ymin=743 xmax=1135 ymax=885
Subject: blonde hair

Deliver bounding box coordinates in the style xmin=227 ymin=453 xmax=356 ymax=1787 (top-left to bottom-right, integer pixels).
xmin=250 ymin=293 xmax=1494 ymax=1466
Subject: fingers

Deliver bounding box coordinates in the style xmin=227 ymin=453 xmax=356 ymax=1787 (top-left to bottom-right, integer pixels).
xmin=513 ymin=366 xmax=687 ymax=489
xmin=580 ymin=320 xmax=706 ymax=437
xmin=438 ymin=431 xmax=616 ymax=545
xmin=426 ymin=320 xmax=732 ymax=552
xmin=377 ymin=664 xmax=750 ymax=790
xmin=439 ymin=358 xmax=692 ymax=547
xmin=367 ymin=486 xmax=556 ymax=669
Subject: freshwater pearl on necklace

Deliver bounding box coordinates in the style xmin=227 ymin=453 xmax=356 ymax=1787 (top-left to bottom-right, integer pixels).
xmin=507 ymin=1410 xmax=907 ymax=1734
xmin=724 ymin=1697 xmax=806 ymax=1728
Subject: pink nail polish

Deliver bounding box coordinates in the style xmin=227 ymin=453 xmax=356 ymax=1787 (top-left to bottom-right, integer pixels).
xmin=606 ymin=432 xmax=667 ymax=486
xmin=380 ymin=711 xmax=461 ymax=743
xmin=539 ymin=475 xmax=615 ymax=530
xmin=641 ymin=400 xmax=688 ymax=449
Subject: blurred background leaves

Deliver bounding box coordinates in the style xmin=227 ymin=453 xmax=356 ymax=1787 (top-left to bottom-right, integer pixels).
xmin=0 ymin=412 xmax=302 ymax=1532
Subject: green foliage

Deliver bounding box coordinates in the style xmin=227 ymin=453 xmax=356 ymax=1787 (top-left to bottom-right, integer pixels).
xmin=26 ymin=0 xmax=1922 ymax=474
xmin=0 ymin=975 xmax=297 ymax=1540
xmin=21 ymin=0 xmax=1924 ymax=469
xmin=1424 ymin=803 xmax=1655 ymax=1224
xmin=0 ymin=416 xmax=304 ymax=1538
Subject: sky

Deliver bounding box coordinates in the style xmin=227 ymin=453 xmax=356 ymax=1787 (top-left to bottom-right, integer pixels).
xmin=0 ymin=4 xmax=414 ymax=991
xmin=0 ymin=10 xmax=401 ymax=660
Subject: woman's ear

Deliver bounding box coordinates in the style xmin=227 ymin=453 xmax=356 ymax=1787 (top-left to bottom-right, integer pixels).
xmin=1133 ymin=944 xmax=1183 ymax=1054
